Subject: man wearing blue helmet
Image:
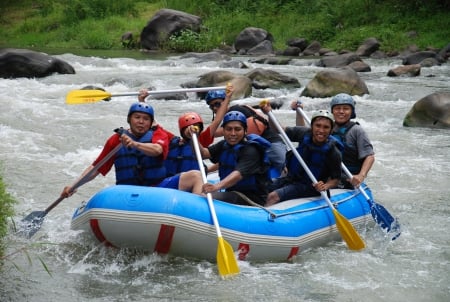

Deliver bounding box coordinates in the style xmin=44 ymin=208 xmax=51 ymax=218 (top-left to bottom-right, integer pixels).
xmin=196 ymin=111 xmax=272 ymax=206
xmin=330 ymin=93 xmax=375 ymax=188
xmin=61 ymin=102 xmax=204 ymax=197
xmin=206 ymin=90 xmax=287 ymax=177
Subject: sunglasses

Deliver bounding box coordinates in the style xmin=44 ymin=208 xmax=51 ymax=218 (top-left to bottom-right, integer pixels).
xmin=209 ymin=102 xmax=222 ymax=110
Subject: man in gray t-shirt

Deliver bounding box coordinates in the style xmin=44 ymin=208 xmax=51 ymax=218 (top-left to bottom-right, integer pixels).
xmin=329 ymin=93 xmax=375 ymax=189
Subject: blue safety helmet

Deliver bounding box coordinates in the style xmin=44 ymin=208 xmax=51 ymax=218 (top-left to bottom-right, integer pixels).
xmin=205 ymin=90 xmax=226 ymax=104
xmin=222 ymin=111 xmax=247 ymax=129
xmin=127 ymin=102 xmax=154 ymax=122
xmin=330 ymin=93 xmax=356 ymax=119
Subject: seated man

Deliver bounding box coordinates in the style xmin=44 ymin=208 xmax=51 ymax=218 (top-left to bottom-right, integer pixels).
xmin=61 ymin=103 xmax=203 ymax=197
xmin=196 ymin=111 xmax=272 ymax=206
xmin=260 ymin=104 xmax=342 ymax=207
xmin=205 ymin=91 xmax=287 ymax=177
xmin=164 ymin=85 xmax=233 ymax=176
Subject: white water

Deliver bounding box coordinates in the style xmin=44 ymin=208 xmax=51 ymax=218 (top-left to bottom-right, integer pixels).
xmin=1 ymin=53 xmax=449 ymax=301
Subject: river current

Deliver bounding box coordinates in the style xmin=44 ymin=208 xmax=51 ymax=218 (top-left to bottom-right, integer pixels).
xmin=0 ymin=51 xmax=449 ymax=301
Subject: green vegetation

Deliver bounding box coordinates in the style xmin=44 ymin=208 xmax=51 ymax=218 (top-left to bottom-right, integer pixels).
xmin=1 ymin=0 xmax=448 ymax=53
xmin=0 ymin=172 xmax=16 ymax=260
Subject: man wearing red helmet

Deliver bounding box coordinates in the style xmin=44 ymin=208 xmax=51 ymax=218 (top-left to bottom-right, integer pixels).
xmin=61 ymin=103 xmax=204 ymax=197
xmin=164 ymin=84 xmax=233 ymax=176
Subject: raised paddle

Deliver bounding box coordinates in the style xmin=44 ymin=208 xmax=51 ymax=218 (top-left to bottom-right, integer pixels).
xmin=265 ymin=108 xmax=365 ymax=250
xmin=191 ymin=131 xmax=240 ymax=277
xmin=295 ymin=106 xmax=401 ymax=239
xmin=65 ymin=86 xmax=227 ymax=105
xmin=19 ymin=139 xmax=123 ymax=238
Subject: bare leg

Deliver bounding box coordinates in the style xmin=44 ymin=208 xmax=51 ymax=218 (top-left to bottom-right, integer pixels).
xmin=264 ymin=191 xmax=280 ymax=207
xmin=178 ymin=170 xmax=203 ymax=195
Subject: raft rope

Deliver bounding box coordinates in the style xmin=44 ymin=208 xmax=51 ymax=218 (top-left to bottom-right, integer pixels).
xmin=233 ymin=189 xmax=361 ymax=220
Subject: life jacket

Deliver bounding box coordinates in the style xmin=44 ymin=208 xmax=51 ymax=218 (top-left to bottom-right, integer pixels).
xmin=164 ymin=136 xmax=199 ymax=176
xmin=114 ymin=130 xmax=166 ymax=186
xmin=332 ymin=121 xmax=361 ymax=173
xmin=245 ymin=106 xmax=269 ymax=136
xmin=218 ymin=134 xmax=271 ymax=192
xmin=286 ymin=133 xmax=335 ymax=182
xmin=229 ymin=105 xmax=269 ymax=136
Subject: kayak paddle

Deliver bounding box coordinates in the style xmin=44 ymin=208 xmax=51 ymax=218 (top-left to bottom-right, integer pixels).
xmin=65 ymin=86 xmax=227 ymax=105
xmin=191 ymin=131 xmax=239 ymax=277
xmin=19 ymin=139 xmax=123 ymax=238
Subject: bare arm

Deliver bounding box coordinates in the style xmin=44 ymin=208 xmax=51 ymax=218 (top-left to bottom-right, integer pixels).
xmin=260 ymin=101 xmax=286 ymax=132
xmin=120 ymin=133 xmax=163 ymax=157
xmin=209 ymin=83 xmax=233 ymax=137
xmin=313 ymin=178 xmax=339 ymax=192
xmin=202 ymin=170 xmax=243 ymax=194
xmin=349 ymin=154 xmax=375 ymax=186
xmin=61 ymin=165 xmax=99 ymax=198
xmin=290 ymin=100 xmax=306 ymax=126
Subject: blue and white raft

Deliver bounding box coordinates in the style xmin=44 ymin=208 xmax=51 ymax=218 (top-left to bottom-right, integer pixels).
xmin=71 ymin=185 xmax=374 ymax=262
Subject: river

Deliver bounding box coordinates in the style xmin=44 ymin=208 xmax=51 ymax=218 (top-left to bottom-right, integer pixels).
xmin=0 ymin=51 xmax=449 ymax=301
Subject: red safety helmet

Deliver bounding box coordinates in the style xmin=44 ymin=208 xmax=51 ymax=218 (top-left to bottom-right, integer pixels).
xmin=178 ymin=112 xmax=204 ymax=132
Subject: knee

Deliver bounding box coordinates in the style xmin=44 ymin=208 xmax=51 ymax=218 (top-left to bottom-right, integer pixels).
xmin=183 ymin=170 xmax=202 ymax=181
xmin=265 ymin=191 xmax=280 ymax=207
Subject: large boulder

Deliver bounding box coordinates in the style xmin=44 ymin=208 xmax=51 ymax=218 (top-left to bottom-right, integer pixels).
xmin=316 ymin=52 xmax=363 ymax=68
xmin=244 ymin=68 xmax=301 ymax=89
xmin=302 ymin=41 xmax=321 ymax=56
xmin=234 ymin=27 xmax=274 ymax=54
xmin=140 ymin=9 xmax=202 ymax=50
xmin=180 ymin=51 xmax=231 ymax=63
xmin=438 ymin=43 xmax=450 ymax=60
xmin=402 ymin=51 xmax=445 ymax=65
xmin=246 ymin=40 xmax=274 ymax=56
xmin=286 ymin=37 xmax=308 ymax=51
xmin=192 ymin=70 xmax=252 ymax=100
xmin=355 ymin=37 xmax=380 ymax=57
xmin=301 ymin=67 xmax=369 ymax=98
xmin=387 ymin=64 xmax=421 ymax=77
xmin=0 ymin=48 xmax=75 ymax=78
xmin=403 ymin=92 xmax=450 ymax=129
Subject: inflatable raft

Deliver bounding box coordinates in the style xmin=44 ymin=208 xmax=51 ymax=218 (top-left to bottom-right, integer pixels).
xmin=70 ymin=184 xmax=374 ymax=262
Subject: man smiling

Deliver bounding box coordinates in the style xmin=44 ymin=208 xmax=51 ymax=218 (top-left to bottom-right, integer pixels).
xmin=260 ymin=103 xmax=342 ymax=206
xmin=196 ymin=111 xmax=271 ymax=206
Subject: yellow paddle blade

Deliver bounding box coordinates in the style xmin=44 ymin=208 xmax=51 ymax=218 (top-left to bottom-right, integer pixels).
xmin=332 ymin=208 xmax=365 ymax=250
xmin=66 ymin=90 xmax=113 ymax=105
xmin=217 ymin=237 xmax=239 ymax=277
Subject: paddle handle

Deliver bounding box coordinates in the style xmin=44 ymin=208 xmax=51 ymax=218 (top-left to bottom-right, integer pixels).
xmin=45 ymin=140 xmax=123 ymax=214
xmin=191 ymin=132 xmax=223 ymax=238
xmin=111 ymin=86 xmax=228 ymax=98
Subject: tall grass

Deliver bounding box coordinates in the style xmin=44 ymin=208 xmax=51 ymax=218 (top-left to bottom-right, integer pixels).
xmin=0 ymin=173 xmax=16 ymax=260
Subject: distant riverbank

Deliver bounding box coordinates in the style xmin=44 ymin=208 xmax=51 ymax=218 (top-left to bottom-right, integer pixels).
xmin=1 ymin=1 xmax=449 ymax=54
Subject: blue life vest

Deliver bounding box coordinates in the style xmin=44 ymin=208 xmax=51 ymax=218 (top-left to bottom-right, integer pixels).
xmin=332 ymin=122 xmax=361 ymax=173
xmin=218 ymin=134 xmax=271 ymax=192
xmin=164 ymin=136 xmax=199 ymax=176
xmin=114 ymin=131 xmax=166 ymax=186
xmin=287 ymin=133 xmax=334 ymax=182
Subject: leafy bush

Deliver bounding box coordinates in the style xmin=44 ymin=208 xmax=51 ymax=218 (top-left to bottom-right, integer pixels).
xmin=62 ymin=0 xmax=138 ymax=25
xmin=1 ymin=0 xmax=449 ymax=52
